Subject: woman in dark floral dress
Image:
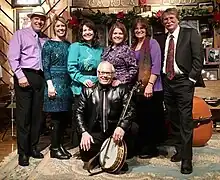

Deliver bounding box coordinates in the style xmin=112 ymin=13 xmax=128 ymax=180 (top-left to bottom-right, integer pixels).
xmin=42 ymin=16 xmax=72 ymax=160
xmin=102 ymin=22 xmax=138 ymax=86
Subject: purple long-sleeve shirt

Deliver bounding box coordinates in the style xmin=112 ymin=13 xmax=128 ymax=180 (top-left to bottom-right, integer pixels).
xmin=7 ymin=27 xmax=47 ymax=79
xmin=134 ymin=39 xmax=163 ymax=92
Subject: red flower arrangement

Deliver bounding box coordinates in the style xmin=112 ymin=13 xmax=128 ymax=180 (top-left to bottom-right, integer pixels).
xmin=139 ymin=0 xmax=147 ymax=5
xmin=155 ymin=10 xmax=164 ymax=18
xmin=213 ymin=11 xmax=220 ymax=29
xmin=116 ymin=11 xmax=125 ymax=19
xmin=148 ymin=10 xmax=164 ymax=26
xmin=68 ymin=16 xmax=79 ymax=28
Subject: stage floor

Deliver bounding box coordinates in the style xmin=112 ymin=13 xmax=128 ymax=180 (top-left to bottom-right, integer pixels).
xmin=1 ymin=131 xmax=220 ymax=179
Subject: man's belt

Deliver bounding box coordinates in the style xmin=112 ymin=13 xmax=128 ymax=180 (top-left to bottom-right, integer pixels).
xmin=22 ymin=68 xmax=43 ymax=75
xmin=163 ymin=73 xmax=187 ymax=79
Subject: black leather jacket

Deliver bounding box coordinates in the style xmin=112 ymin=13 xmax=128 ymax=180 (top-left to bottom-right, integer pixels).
xmin=75 ymin=83 xmax=135 ymax=134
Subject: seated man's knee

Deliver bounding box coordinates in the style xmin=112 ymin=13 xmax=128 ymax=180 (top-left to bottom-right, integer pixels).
xmin=130 ymin=122 xmax=139 ymax=135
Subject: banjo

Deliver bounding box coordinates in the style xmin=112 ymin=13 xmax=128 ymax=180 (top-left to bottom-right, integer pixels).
xmin=87 ymin=81 xmax=141 ymax=174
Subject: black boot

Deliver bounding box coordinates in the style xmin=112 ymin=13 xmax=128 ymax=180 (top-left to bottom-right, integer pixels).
xmin=60 ymin=119 xmax=72 ymax=158
xmin=50 ymin=148 xmax=69 ymax=159
xmin=60 ymin=144 xmax=72 ymax=158
xmin=50 ymin=119 xmax=69 ymax=160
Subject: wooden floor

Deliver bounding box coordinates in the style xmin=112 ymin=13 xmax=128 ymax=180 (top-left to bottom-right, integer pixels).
xmin=0 ymin=126 xmax=17 ymax=162
xmin=0 ymin=117 xmax=71 ymax=163
xmin=0 ymin=126 xmax=52 ymax=163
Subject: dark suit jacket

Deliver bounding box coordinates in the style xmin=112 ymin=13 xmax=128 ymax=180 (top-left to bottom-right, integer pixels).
xmin=162 ymin=27 xmax=205 ymax=87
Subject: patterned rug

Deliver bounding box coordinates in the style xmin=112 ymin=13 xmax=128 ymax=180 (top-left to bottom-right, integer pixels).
xmin=1 ymin=134 xmax=220 ymax=180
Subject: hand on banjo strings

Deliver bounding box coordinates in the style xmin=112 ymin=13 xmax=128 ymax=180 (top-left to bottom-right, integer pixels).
xmin=80 ymin=131 xmax=94 ymax=151
xmin=113 ymin=127 xmax=125 ymax=142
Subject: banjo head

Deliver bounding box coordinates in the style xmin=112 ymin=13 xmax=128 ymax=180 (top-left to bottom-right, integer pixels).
xmin=99 ymin=137 xmax=127 ymax=173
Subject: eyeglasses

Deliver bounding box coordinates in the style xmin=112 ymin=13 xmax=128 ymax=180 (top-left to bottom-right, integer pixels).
xmin=98 ymin=71 xmax=113 ymax=76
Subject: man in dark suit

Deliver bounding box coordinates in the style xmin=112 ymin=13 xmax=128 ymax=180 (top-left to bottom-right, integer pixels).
xmin=161 ymin=8 xmax=203 ymax=174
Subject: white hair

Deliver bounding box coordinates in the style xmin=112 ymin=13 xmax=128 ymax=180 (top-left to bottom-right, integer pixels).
xmin=97 ymin=61 xmax=115 ymax=73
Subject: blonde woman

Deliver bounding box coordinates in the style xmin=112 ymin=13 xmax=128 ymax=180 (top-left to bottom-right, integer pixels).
xmin=42 ymin=16 xmax=72 ymax=160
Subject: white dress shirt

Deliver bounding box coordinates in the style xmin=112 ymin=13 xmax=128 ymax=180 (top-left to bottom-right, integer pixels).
xmin=163 ymin=25 xmax=182 ymax=75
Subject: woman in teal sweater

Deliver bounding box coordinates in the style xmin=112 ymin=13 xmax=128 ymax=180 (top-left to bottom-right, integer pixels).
xmin=68 ymin=19 xmax=103 ymax=147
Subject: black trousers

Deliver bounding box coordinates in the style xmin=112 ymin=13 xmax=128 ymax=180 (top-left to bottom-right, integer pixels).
xmin=135 ymin=91 xmax=165 ymax=154
xmin=163 ymin=75 xmax=194 ymax=160
xmin=80 ymin=122 xmax=138 ymax=162
xmin=14 ymin=69 xmax=44 ymax=155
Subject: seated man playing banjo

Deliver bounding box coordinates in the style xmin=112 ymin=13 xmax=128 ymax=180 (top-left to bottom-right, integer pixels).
xmin=75 ymin=61 xmax=137 ymax=172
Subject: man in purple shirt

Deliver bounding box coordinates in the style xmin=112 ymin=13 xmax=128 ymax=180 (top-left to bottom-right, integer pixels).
xmin=8 ymin=6 xmax=47 ymax=166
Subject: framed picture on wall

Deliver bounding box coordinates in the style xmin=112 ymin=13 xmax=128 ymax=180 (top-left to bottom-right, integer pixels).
xmin=202 ymin=68 xmax=219 ymax=80
xmin=179 ymin=20 xmax=199 ymax=33
xmin=12 ymin=0 xmax=41 ymax=7
xmin=70 ymin=6 xmax=83 ymax=15
xmin=15 ymin=9 xmax=32 ymax=30
xmin=202 ymin=38 xmax=213 ymax=49
xmin=206 ymin=48 xmax=220 ymax=65
xmin=198 ymin=1 xmax=213 ymax=11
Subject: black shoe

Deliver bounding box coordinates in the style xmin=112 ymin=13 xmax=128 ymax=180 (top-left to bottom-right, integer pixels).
xmin=139 ymin=151 xmax=159 ymax=159
xmin=73 ymin=151 xmax=81 ymax=159
xmin=50 ymin=148 xmax=70 ymax=160
xmin=83 ymin=159 xmax=100 ymax=171
xmin=181 ymin=160 xmax=193 ymax=174
xmin=18 ymin=154 xmax=29 ymax=166
xmin=171 ymin=152 xmax=181 ymax=162
xmin=60 ymin=145 xmax=72 ymax=158
xmin=139 ymin=147 xmax=159 ymax=159
xmin=121 ymin=162 xmax=128 ymax=172
xmin=83 ymin=162 xmax=89 ymax=170
xmin=31 ymin=149 xmax=44 ymax=159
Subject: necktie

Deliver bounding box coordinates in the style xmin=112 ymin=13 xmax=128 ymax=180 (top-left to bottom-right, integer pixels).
xmin=102 ymin=89 xmax=108 ymax=133
xmin=166 ymin=35 xmax=175 ymax=80
xmin=37 ymin=32 xmax=43 ymax=70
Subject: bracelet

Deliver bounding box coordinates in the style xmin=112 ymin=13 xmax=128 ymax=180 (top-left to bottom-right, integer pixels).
xmin=148 ymin=81 xmax=154 ymax=86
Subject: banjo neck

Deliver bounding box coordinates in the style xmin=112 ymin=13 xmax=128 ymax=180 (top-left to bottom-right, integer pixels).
xmin=118 ymin=81 xmax=141 ymax=125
